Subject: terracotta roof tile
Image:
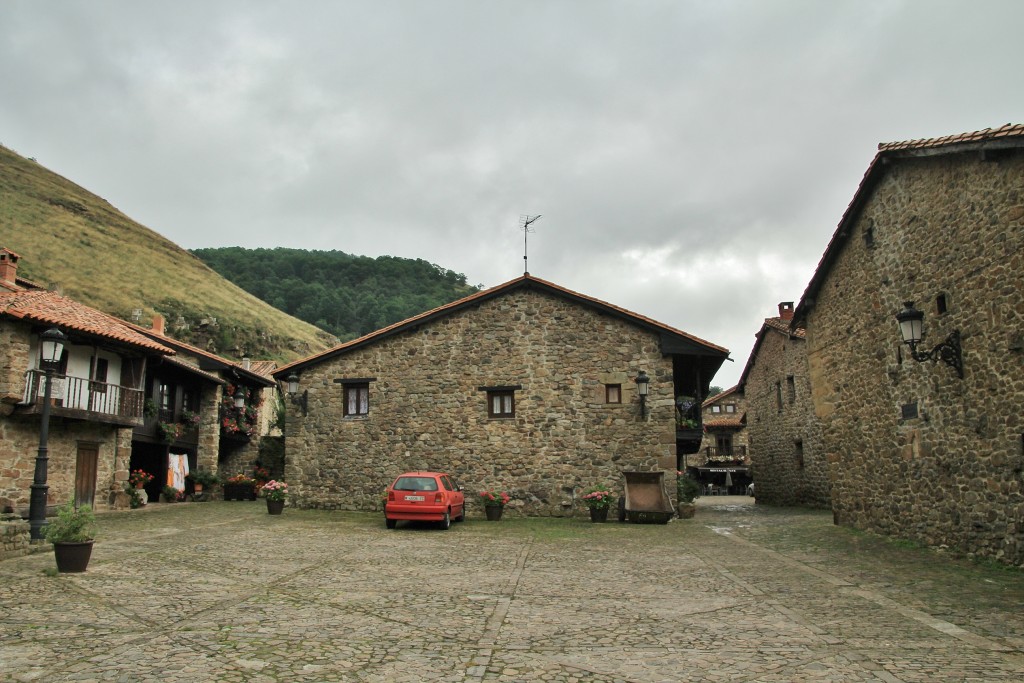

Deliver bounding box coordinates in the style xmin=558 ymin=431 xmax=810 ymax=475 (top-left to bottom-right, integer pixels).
xmin=702 ymin=385 xmax=738 ymax=407
xmin=878 ymin=123 xmax=1024 ymax=152
xmin=276 ymin=274 xmax=729 ymax=376
xmin=247 ymin=360 xmax=278 ymax=378
xmin=0 ymin=290 xmax=174 ymax=354
xmin=703 ymin=416 xmax=745 ymax=428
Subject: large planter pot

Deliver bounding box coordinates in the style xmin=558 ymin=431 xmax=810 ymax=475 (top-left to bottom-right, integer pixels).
xmin=485 ymin=505 xmax=503 ymax=521
xmin=677 ymin=502 xmax=696 ymax=519
xmin=589 ymin=506 xmax=609 ymax=523
xmin=223 ymin=484 xmax=256 ymax=501
xmin=53 ymin=541 xmax=94 ymax=573
xmin=266 ymin=499 xmax=284 ymax=515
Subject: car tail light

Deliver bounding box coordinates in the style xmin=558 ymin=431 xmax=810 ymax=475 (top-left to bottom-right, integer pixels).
xmin=434 ymin=492 xmax=444 ymax=504
xmin=388 ymin=491 xmax=395 ymax=502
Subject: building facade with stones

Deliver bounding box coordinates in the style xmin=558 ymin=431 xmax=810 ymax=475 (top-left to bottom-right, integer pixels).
xmin=0 ymin=248 xmax=174 ymax=515
xmin=274 ymin=275 xmax=729 ymax=516
xmin=792 ymin=124 xmax=1024 ymax=564
xmin=738 ymin=303 xmax=828 ymax=508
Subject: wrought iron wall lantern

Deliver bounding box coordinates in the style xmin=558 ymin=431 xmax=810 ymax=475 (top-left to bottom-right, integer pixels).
xmin=635 ymin=370 xmax=650 ymax=417
xmin=233 ymin=387 xmax=246 ymax=410
xmin=286 ymin=372 xmax=308 ymax=416
xmin=894 ymin=301 xmax=963 ymax=379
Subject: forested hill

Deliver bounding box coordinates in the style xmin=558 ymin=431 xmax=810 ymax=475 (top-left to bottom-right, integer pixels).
xmin=191 ymin=247 xmax=480 ymax=342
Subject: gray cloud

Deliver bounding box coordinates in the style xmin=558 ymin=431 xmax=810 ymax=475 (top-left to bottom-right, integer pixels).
xmin=2 ymin=0 xmax=1022 ymax=387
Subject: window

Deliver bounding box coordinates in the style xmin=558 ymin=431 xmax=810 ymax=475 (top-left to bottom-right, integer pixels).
xmin=775 ymin=382 xmax=783 ymax=412
xmin=344 ymin=383 xmax=369 ymax=416
xmin=794 ymin=440 xmax=805 ymax=469
xmin=716 ymin=434 xmax=733 ymax=457
xmin=488 ymin=390 xmax=515 ymax=418
xmin=606 ymin=384 xmax=621 ymax=404
xmin=711 ymin=405 xmax=722 ymax=414
xmin=786 ymin=375 xmax=796 ymax=404
xmin=724 ymin=404 xmax=736 ymax=414
xmin=936 ymin=293 xmax=948 ymax=315
xmin=90 ymin=357 xmax=109 ymax=393
xmin=159 ymin=382 xmax=175 ymax=421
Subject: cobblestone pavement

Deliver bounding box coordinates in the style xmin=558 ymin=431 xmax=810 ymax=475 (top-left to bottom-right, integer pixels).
xmin=3 ymin=496 xmax=1024 ymax=682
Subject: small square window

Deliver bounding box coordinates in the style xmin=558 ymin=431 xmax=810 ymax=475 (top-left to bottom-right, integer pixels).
xmin=344 ymin=383 xmax=369 ymax=416
xmin=488 ymin=390 xmax=515 ymax=418
xmin=606 ymin=384 xmax=621 ymax=404
xmin=724 ymin=404 xmax=736 ymax=413
xmin=711 ymin=405 xmax=721 ymax=414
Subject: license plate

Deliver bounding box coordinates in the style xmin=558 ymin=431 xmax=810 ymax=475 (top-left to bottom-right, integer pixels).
xmin=404 ymin=495 xmax=425 ymax=501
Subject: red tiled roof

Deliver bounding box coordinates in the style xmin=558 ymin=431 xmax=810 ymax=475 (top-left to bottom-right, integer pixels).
xmin=0 ymin=290 xmax=174 ymax=354
xmin=764 ymin=317 xmax=806 ymax=338
xmin=161 ymin=356 xmax=226 ymax=385
xmin=794 ymin=124 xmax=1024 ymax=326
xmin=702 ymin=385 xmax=738 ymax=407
xmin=121 ymin=319 xmax=274 ymax=387
xmin=276 ymin=274 xmax=729 ymax=376
xmin=247 ymin=360 xmax=278 ymax=378
xmin=878 ymin=123 xmax=1024 ymax=152
xmin=703 ymin=416 xmax=745 ymax=429
xmin=736 ymin=315 xmax=806 ymax=391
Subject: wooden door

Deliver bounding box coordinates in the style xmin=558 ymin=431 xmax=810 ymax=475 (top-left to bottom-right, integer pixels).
xmin=75 ymin=443 xmax=99 ymax=508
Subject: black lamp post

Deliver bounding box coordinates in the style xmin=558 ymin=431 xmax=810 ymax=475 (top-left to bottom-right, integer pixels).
xmin=286 ymin=372 xmax=308 ymax=416
xmin=635 ymin=370 xmax=650 ymax=418
xmin=233 ymin=387 xmax=246 ymax=410
xmin=895 ymin=301 xmax=963 ymax=379
xmin=29 ymin=327 xmax=67 ymax=540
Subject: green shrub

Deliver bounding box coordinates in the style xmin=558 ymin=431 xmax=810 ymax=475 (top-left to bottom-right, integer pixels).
xmin=42 ymin=501 xmax=96 ymax=543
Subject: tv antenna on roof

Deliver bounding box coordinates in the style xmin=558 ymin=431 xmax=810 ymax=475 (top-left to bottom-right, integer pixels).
xmin=520 ymin=214 xmax=541 ymax=275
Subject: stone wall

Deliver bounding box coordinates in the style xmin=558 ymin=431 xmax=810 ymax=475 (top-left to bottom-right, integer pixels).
xmin=285 ymin=288 xmax=680 ymax=516
xmin=804 ymin=150 xmax=1024 ymax=564
xmin=692 ymin=390 xmax=750 ymax=468
xmin=744 ymin=325 xmax=829 ymax=508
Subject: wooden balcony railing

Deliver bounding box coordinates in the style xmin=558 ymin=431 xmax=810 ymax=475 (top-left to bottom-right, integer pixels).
xmin=22 ymin=370 xmax=145 ymax=424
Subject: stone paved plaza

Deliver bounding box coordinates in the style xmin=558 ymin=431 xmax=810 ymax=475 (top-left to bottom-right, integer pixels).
xmin=3 ymin=496 xmax=1024 ymax=682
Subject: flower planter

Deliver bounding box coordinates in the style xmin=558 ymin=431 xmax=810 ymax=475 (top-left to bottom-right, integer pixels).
xmin=484 ymin=505 xmax=503 ymax=521
xmin=266 ymin=499 xmax=284 ymax=515
xmin=223 ymin=484 xmax=256 ymax=501
xmin=53 ymin=541 xmax=94 ymax=573
xmin=676 ymin=502 xmax=696 ymax=519
xmin=588 ymin=506 xmax=609 ymax=523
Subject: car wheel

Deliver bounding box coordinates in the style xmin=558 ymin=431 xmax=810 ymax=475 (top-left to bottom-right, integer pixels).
xmin=455 ymin=504 xmax=465 ymax=522
xmin=385 ymin=518 xmax=397 ymax=529
xmin=440 ymin=511 xmax=451 ymax=530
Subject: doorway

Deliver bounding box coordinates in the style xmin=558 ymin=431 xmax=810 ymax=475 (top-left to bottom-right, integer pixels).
xmin=75 ymin=442 xmax=99 ymax=507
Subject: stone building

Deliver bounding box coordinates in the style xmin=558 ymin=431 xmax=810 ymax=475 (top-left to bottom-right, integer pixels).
xmin=273 ymin=274 xmax=729 ymax=515
xmin=683 ymin=387 xmax=752 ymax=494
xmin=792 ymin=124 xmax=1024 ymax=564
xmin=0 ymin=249 xmax=173 ymax=514
xmin=738 ymin=303 xmax=828 ymax=507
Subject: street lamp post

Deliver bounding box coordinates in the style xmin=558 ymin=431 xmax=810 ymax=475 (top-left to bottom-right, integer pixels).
xmin=29 ymin=327 xmax=67 ymax=540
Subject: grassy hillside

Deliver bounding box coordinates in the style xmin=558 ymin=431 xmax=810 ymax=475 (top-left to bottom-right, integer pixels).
xmin=192 ymin=247 xmax=479 ymax=342
xmin=0 ymin=144 xmax=334 ymax=362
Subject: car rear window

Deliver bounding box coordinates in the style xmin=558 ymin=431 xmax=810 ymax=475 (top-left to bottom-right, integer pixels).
xmin=393 ymin=476 xmax=438 ymax=491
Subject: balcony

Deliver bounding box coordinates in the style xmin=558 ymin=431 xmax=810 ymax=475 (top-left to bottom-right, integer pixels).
xmin=20 ymin=370 xmax=145 ymax=427
xmin=703 ymin=445 xmax=747 ymax=460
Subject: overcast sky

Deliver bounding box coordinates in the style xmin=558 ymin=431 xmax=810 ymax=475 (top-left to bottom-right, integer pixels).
xmin=2 ymin=1 xmax=1022 ymax=388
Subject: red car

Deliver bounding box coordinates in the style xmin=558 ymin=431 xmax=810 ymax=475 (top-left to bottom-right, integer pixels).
xmin=385 ymin=471 xmax=466 ymax=530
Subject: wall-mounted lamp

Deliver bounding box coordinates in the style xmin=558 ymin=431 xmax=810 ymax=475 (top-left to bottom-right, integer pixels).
xmin=895 ymin=301 xmax=963 ymax=379
xmin=286 ymin=372 xmax=308 ymax=416
xmin=233 ymin=388 xmax=246 ymax=410
xmin=635 ymin=370 xmax=650 ymax=418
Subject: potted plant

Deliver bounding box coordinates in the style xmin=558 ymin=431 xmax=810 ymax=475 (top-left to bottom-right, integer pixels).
xmin=43 ymin=501 xmax=97 ymax=573
xmin=162 ymin=485 xmax=183 ymax=503
xmin=127 ymin=469 xmax=153 ymax=507
xmin=675 ymin=471 xmax=701 ymax=519
xmin=260 ymin=480 xmax=288 ymax=515
xmin=223 ymin=474 xmax=257 ymax=501
xmin=479 ymin=489 xmax=510 ymax=521
xmin=580 ymin=486 xmax=615 ymax=523
xmin=188 ymin=469 xmax=219 ymax=495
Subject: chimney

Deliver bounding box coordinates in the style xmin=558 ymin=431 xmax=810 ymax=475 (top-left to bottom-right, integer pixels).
xmin=0 ymin=248 xmax=21 ymax=288
xmin=152 ymin=314 xmax=166 ymax=335
xmin=242 ymin=357 xmax=251 ymax=370
xmin=778 ymin=302 xmax=794 ymax=321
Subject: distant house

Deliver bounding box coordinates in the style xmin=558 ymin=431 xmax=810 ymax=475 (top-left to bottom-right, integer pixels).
xmin=273 ymin=274 xmax=729 ymax=514
xmin=737 ymin=303 xmax=827 ymax=507
xmin=0 ymin=248 xmax=173 ymax=513
xmin=792 ymin=124 xmax=1024 ymax=564
xmin=686 ymin=386 xmax=751 ymax=495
